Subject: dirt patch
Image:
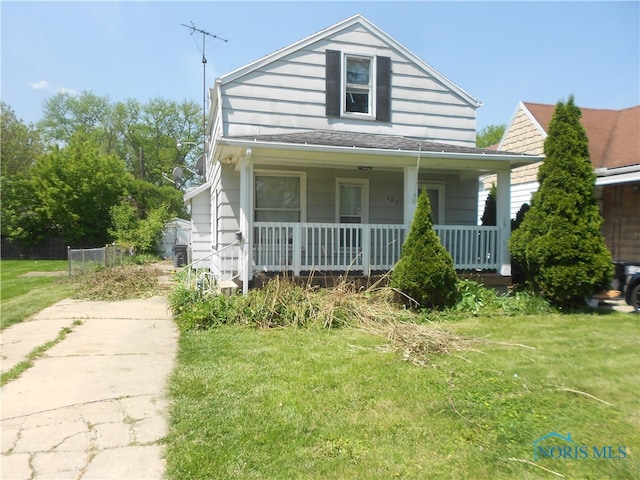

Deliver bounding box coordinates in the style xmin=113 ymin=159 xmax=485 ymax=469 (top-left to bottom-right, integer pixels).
xmin=20 ymin=271 xmax=67 ymax=277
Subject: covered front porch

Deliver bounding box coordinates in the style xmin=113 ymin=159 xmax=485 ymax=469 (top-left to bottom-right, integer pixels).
xmin=203 ymin=131 xmax=541 ymax=293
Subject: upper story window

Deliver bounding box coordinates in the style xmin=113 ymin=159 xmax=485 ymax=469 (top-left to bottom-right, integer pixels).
xmin=345 ymin=56 xmax=372 ymax=115
xmin=326 ymin=50 xmax=391 ymax=122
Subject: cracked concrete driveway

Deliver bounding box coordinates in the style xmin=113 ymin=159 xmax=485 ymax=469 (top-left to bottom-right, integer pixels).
xmin=1 ymin=296 xmax=178 ymax=480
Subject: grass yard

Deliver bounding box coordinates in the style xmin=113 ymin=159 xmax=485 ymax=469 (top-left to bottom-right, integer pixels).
xmin=1 ymin=260 xmax=71 ymax=329
xmin=165 ymin=312 xmax=639 ymax=480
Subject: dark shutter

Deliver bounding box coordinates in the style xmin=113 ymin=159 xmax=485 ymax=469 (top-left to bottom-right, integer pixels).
xmin=325 ymin=50 xmax=341 ymax=117
xmin=376 ymin=56 xmax=391 ymax=122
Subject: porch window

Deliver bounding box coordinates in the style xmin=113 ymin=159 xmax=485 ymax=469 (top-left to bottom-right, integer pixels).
xmin=254 ymin=173 xmax=304 ymax=222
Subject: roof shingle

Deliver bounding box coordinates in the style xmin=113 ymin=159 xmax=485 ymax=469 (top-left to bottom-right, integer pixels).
xmin=228 ymin=130 xmax=531 ymax=157
xmin=524 ymin=102 xmax=640 ymax=169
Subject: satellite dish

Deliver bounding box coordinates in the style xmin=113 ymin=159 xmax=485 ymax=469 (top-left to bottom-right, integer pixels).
xmin=195 ymin=155 xmax=204 ymax=176
xmin=172 ymin=166 xmax=184 ymax=185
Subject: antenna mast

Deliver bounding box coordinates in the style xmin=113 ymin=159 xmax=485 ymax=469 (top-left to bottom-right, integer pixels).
xmin=181 ymin=22 xmax=228 ymax=176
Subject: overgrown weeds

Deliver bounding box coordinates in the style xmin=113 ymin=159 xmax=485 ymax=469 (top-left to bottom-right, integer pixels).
xmin=169 ymin=275 xmax=413 ymax=332
xmin=71 ymin=264 xmax=163 ymax=300
xmin=169 ymin=275 xmax=554 ymax=365
xmin=452 ymin=279 xmax=552 ymax=317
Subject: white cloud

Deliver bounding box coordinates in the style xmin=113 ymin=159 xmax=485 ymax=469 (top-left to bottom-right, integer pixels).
xmin=30 ymin=80 xmax=49 ymax=90
xmin=29 ymin=80 xmax=80 ymax=97
xmin=56 ymin=87 xmax=80 ymax=96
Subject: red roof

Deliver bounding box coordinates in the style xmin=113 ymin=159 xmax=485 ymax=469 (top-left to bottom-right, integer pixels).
xmin=523 ymin=102 xmax=640 ymax=169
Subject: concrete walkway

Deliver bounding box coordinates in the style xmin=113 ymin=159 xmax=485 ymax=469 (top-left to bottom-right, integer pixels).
xmin=1 ymin=295 xmax=178 ymax=480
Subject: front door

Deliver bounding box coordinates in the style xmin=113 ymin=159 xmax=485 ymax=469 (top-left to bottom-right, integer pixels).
xmin=337 ymin=178 xmax=369 ymax=249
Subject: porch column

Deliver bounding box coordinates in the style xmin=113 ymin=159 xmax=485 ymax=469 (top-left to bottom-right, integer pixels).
xmin=496 ymin=168 xmax=511 ymax=276
xmin=403 ymin=166 xmax=419 ymax=227
xmin=238 ymin=149 xmax=253 ymax=293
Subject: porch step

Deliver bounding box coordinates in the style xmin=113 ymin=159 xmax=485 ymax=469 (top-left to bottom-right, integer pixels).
xmin=217 ymin=280 xmax=239 ymax=296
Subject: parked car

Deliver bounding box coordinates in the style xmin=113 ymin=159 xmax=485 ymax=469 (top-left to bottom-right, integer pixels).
xmin=624 ymin=271 xmax=640 ymax=313
xmin=614 ymin=261 xmax=640 ymax=313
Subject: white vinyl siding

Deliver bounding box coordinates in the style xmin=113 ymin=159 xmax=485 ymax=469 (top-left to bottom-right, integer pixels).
xmin=220 ymin=23 xmax=477 ymax=146
xmin=188 ymin=189 xmax=212 ymax=268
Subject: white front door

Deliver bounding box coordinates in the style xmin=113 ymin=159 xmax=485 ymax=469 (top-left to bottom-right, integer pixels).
xmin=336 ymin=178 xmax=369 ymax=224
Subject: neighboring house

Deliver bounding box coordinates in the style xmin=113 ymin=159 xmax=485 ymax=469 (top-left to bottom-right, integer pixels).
xmin=480 ymin=102 xmax=640 ymax=261
xmin=158 ymin=218 xmax=191 ymax=259
xmin=185 ymin=14 xmax=541 ymax=292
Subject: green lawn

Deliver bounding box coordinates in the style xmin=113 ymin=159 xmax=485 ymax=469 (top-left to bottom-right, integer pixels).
xmin=165 ymin=312 xmax=639 ymax=480
xmin=1 ymin=260 xmax=71 ymax=329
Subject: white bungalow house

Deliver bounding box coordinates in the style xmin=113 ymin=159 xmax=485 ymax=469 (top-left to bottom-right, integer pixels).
xmin=184 ymin=14 xmax=541 ymax=292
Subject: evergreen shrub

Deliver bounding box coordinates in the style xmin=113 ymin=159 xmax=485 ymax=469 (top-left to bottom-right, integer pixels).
xmin=391 ymin=190 xmax=458 ymax=309
xmin=509 ymin=96 xmax=612 ymax=307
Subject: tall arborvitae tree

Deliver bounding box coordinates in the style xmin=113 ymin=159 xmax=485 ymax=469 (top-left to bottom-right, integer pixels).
xmin=509 ymin=96 xmax=612 ymax=307
xmin=481 ymin=184 xmax=497 ymax=226
xmin=391 ymin=190 xmax=458 ymax=309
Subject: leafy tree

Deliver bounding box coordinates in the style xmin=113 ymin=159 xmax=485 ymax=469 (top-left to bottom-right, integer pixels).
xmin=39 ymin=91 xmax=115 ymax=146
xmin=26 ymin=132 xmax=133 ymax=246
xmin=4 ymin=93 xmax=199 ymax=253
xmin=481 ymin=184 xmax=497 ymax=226
xmin=509 ymin=96 xmax=612 ymax=307
xmin=391 ymin=190 xmax=458 ymax=309
xmin=39 ymin=92 xmax=203 ymax=187
xmin=137 ymin=97 xmax=202 ymax=185
xmin=1 ymin=103 xmax=45 ymax=240
xmin=109 ymin=202 xmax=171 ymax=255
xmin=127 ymin=180 xmax=188 ymax=220
xmin=476 ymin=124 xmax=506 ymax=148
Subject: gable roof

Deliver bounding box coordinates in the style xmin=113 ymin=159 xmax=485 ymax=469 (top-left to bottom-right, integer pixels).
xmin=219 ymin=14 xmax=481 ymax=108
xmin=522 ymin=102 xmax=640 ymax=170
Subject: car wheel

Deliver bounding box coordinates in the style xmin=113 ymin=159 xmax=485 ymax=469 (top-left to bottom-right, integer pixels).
xmin=632 ymin=283 xmax=640 ymax=313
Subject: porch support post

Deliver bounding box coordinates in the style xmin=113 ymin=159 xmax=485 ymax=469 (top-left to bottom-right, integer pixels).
xmin=362 ymin=225 xmax=371 ymax=275
xmin=496 ymin=168 xmax=511 ymax=276
xmin=292 ymin=224 xmax=301 ymax=276
xmin=403 ymin=166 xmax=419 ymax=228
xmin=239 ymin=149 xmax=253 ymax=293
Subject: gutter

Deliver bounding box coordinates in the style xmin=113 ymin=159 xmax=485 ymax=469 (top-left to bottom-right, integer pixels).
xmin=217 ymin=137 xmax=543 ymax=164
xmin=184 ymin=180 xmax=213 ymax=201
xmin=595 ymin=164 xmax=640 ymax=186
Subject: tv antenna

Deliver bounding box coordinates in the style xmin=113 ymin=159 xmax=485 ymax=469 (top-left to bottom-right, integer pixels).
xmin=181 ymin=21 xmax=228 ymax=175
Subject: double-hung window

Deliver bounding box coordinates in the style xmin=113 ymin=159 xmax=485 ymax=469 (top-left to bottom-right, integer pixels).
xmin=326 ymin=50 xmax=391 ymax=121
xmin=345 ymin=56 xmax=372 ymax=115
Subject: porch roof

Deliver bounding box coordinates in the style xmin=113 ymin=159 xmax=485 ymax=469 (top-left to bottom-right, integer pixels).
xmin=218 ymin=130 xmax=542 ymax=168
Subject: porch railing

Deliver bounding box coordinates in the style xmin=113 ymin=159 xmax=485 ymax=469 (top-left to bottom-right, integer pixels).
xmin=253 ymin=222 xmax=499 ymax=274
xmin=184 ymin=240 xmax=240 ymax=292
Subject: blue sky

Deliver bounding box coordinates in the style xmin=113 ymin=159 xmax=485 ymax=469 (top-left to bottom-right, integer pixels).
xmin=2 ymin=1 xmax=639 ymax=131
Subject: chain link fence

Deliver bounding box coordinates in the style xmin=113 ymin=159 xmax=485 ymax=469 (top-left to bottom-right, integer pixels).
xmin=68 ymin=244 xmax=126 ymax=277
